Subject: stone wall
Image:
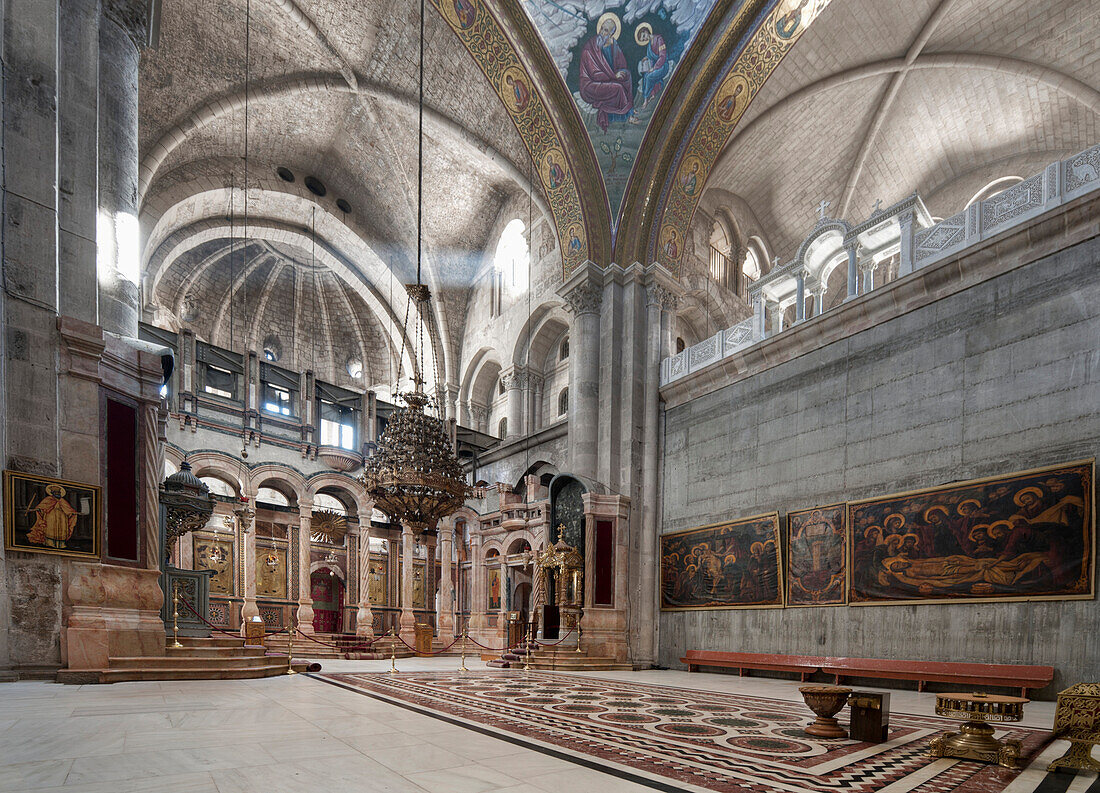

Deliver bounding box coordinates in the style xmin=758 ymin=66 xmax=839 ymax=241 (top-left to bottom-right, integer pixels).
xmin=659 ymin=228 xmax=1100 ymax=691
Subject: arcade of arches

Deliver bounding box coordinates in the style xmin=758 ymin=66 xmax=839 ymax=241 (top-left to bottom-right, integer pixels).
xmin=0 ymin=0 xmax=1098 ymax=790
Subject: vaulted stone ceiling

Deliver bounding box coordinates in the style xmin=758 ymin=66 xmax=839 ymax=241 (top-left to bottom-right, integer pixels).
xmin=701 ymin=0 xmax=1100 ymax=263
xmin=138 ymin=0 xmax=551 ymax=390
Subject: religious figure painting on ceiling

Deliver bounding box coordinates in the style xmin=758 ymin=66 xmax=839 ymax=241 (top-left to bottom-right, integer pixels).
xmin=660 ymin=512 xmax=783 ymax=610
xmin=521 ymin=0 xmax=720 ymax=219
xmin=848 ymin=460 xmax=1094 ymax=605
xmin=3 ymin=471 xmax=100 ymax=560
xmin=786 ymin=504 xmax=846 ymax=607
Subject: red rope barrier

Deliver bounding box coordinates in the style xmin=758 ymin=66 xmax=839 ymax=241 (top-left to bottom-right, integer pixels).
xmin=390 ymin=632 xmax=463 ymax=656
xmin=292 ymin=627 xmax=381 ymax=653
xmin=176 ymin=593 xmax=280 ymax=639
xmin=531 ymin=629 xmax=577 ymax=648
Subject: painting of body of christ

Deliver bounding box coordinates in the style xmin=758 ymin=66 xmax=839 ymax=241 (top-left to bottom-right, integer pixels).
xmin=848 ymin=460 xmax=1094 ymax=604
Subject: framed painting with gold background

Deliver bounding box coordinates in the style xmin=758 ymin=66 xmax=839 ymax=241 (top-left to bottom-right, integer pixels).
xmin=3 ymin=471 xmax=100 ymax=559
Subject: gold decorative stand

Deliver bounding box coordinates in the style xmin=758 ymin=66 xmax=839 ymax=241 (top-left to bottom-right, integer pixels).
xmin=1048 ymin=683 xmax=1100 ymax=773
xmin=927 ymin=692 xmax=1027 ymax=768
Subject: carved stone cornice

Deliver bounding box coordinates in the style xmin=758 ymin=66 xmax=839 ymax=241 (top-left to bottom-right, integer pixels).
xmin=58 ymin=316 xmax=106 ymax=382
xmin=103 ymin=0 xmax=151 ymax=49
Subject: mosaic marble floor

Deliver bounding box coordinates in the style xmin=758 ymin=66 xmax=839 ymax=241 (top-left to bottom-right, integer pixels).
xmin=0 ymin=658 xmax=1096 ymax=793
xmin=318 ymin=669 xmax=1095 ymax=793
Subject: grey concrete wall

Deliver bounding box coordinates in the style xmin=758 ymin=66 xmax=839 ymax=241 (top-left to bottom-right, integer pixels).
xmin=659 ymin=234 xmax=1100 ymax=692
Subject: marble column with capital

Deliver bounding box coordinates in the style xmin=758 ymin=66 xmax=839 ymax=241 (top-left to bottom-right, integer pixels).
xmin=356 ymin=513 xmax=374 ymax=638
xmin=296 ymin=504 xmax=316 ymax=633
xmin=502 ymin=367 xmax=527 ymax=438
xmin=844 ymin=243 xmax=860 ymax=301
xmin=558 ymin=265 xmax=603 ymax=481
xmin=898 ymin=209 xmax=916 ymax=277
xmin=239 ymin=488 xmax=260 ymax=631
xmin=398 ymin=524 xmax=416 ymax=641
xmin=438 ymin=520 xmax=456 ymax=639
xmin=795 ymin=270 xmax=807 ymax=323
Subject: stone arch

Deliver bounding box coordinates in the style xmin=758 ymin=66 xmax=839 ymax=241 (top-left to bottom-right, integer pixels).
xmin=310 ymin=559 xmax=346 ymax=581
xmin=248 ymin=463 xmax=309 ymax=506
xmin=182 ymin=451 xmax=247 ymax=495
xmin=306 ymin=473 xmax=367 ymax=517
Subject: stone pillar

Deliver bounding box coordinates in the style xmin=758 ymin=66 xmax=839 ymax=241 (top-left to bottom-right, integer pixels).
xmin=468 ymin=533 xmax=485 ymax=634
xmin=239 ymin=489 xmax=259 ymax=629
xmin=425 ymin=534 xmax=437 ymax=629
xmin=459 ymin=400 xmax=471 ymax=428
xmin=355 ymin=519 xmax=374 ymax=638
xmin=438 ymin=520 xmax=456 ymax=639
xmin=898 ymin=209 xmax=916 ymax=278
xmin=529 ymin=374 xmax=543 ymax=433
xmin=768 ymin=302 xmax=785 ymax=335
xmin=861 ymin=261 xmax=878 ymax=294
xmin=96 ymin=0 xmax=147 ymax=337
xmin=845 ymin=243 xmax=859 ymax=301
xmin=558 ymin=265 xmax=603 ymax=481
xmin=502 ymin=367 xmax=526 ymax=438
xmin=795 ymin=270 xmax=806 ymax=323
xmin=296 ymin=504 xmax=315 ymax=632
xmin=470 ymin=404 xmax=488 ymax=435
xmin=398 ymin=524 xmax=416 ymax=642
xmin=813 ymin=285 xmax=827 ymax=318
xmin=752 ymin=292 xmax=766 ymax=339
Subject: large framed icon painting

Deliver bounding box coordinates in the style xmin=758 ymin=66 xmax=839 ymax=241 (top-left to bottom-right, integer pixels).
xmin=3 ymin=470 xmax=101 ymax=559
xmin=660 ymin=512 xmax=783 ymax=610
xmin=848 ymin=460 xmax=1094 ymax=605
xmin=786 ymin=504 xmax=847 ymax=606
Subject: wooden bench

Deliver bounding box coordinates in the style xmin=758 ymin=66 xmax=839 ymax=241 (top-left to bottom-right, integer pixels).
xmin=681 ymin=650 xmax=823 ymax=681
xmin=820 ymin=657 xmax=1054 ymax=697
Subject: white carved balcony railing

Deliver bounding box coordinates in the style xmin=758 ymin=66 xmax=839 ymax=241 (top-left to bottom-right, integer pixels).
xmin=660 ymin=143 xmax=1100 ymax=387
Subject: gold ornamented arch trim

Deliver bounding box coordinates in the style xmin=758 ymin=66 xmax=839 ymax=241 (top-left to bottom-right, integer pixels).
xmin=620 ymin=0 xmax=833 ymax=274
xmin=432 ymin=0 xmax=611 ymax=277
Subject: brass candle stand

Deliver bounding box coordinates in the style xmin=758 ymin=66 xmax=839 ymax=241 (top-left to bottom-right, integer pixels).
xmin=1048 ymin=683 xmax=1100 ymax=773
xmin=524 ymin=623 xmax=532 ymax=674
xmin=170 ymin=582 xmax=183 ymax=648
xmin=927 ymin=692 xmax=1027 ymax=768
xmin=389 ymin=628 xmax=397 ymax=674
xmin=458 ymin=627 xmax=468 ymax=673
xmin=576 ymin=621 xmax=582 ymax=654
xmin=285 ymin=621 xmax=297 ymax=675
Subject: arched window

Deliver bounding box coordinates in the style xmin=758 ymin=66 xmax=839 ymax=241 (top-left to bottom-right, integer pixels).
xmin=200 ymin=476 xmax=236 ymax=498
xmin=743 ymin=246 xmax=762 ymax=283
xmin=256 ymin=487 xmax=290 ymax=507
xmin=498 ymin=417 xmax=508 ymax=438
xmin=491 ymin=219 xmax=529 ymax=316
xmin=559 ymin=336 xmax=569 ymax=360
xmin=312 ymin=492 xmax=347 ymax=515
xmin=676 ymin=337 xmax=686 ymax=354
xmin=558 ymin=387 xmax=569 ymax=417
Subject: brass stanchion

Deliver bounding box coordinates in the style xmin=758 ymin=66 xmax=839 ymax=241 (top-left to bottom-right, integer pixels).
xmin=576 ymin=621 xmax=582 ymax=654
xmin=170 ymin=582 xmax=183 ymax=648
xmin=458 ymin=627 xmax=468 ymax=672
xmin=389 ymin=628 xmax=397 ymax=674
xmin=286 ymin=622 xmax=297 ymax=675
xmin=524 ymin=622 xmax=533 ymax=674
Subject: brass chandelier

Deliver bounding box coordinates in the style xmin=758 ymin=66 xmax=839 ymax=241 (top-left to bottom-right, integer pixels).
xmin=359 ymin=0 xmax=469 ymax=536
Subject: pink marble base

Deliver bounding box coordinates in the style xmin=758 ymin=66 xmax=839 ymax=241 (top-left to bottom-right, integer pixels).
xmin=64 ymin=563 xmax=165 ymax=669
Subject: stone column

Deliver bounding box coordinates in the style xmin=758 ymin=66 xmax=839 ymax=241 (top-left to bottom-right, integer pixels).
xmin=425 ymin=534 xmax=437 ymax=629
xmin=813 ymin=285 xmax=827 ymax=318
xmin=239 ymin=489 xmax=259 ymax=629
xmin=844 ymin=243 xmax=859 ymax=301
xmin=898 ymin=209 xmax=916 ymax=278
xmin=468 ymin=533 xmax=485 ymax=634
xmin=296 ymin=504 xmax=315 ymax=632
xmin=438 ymin=520 xmax=456 ymax=639
xmin=558 ymin=265 xmax=602 ymax=481
xmin=794 ymin=270 xmax=806 ymax=323
xmin=752 ymin=292 xmax=766 ymax=340
xmin=502 ymin=367 xmax=526 ymax=438
xmin=355 ymin=518 xmax=374 ymax=638
xmin=470 ymin=405 xmax=488 ymax=435
xmin=529 ymin=374 xmax=543 ymax=433
xmin=637 ymin=270 xmax=678 ymax=667
xmin=861 ymin=261 xmax=878 ymax=294
xmin=768 ymin=302 xmax=785 ymax=335
xmin=398 ymin=524 xmax=416 ymax=642
xmin=97 ymin=0 xmax=147 ymax=337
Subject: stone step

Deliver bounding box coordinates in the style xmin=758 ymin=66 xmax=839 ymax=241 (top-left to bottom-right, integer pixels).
xmin=110 ymin=654 xmax=284 ymax=670
xmin=99 ymin=660 xmax=305 ymax=683
xmin=174 ymin=635 xmax=246 ymax=648
xmin=165 ymin=646 xmax=267 ymax=659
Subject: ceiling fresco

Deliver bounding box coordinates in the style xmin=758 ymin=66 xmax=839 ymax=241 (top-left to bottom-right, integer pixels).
xmin=520 ymin=0 xmax=724 ymax=227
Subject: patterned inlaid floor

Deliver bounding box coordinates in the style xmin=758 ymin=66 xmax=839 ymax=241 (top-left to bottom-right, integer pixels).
xmin=315 ymin=670 xmax=1097 ymax=793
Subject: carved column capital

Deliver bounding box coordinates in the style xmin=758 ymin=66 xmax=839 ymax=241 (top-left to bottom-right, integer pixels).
xmin=560 ymin=280 xmax=602 ymax=317
xmin=646 ymin=284 xmax=680 ymax=311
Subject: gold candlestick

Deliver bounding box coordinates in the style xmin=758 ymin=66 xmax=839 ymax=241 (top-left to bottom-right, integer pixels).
xmin=524 ymin=622 xmax=532 ymax=674
xmin=170 ymin=582 xmax=183 ymax=648
xmin=389 ymin=628 xmax=397 ymax=674
xmin=459 ymin=627 xmax=468 ymax=672
xmin=286 ymin=621 xmax=297 ymax=675
xmin=576 ymin=620 xmax=582 ymax=654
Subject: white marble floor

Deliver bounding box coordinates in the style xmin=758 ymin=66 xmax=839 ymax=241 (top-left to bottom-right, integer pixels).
xmin=0 ymin=658 xmax=1074 ymax=793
